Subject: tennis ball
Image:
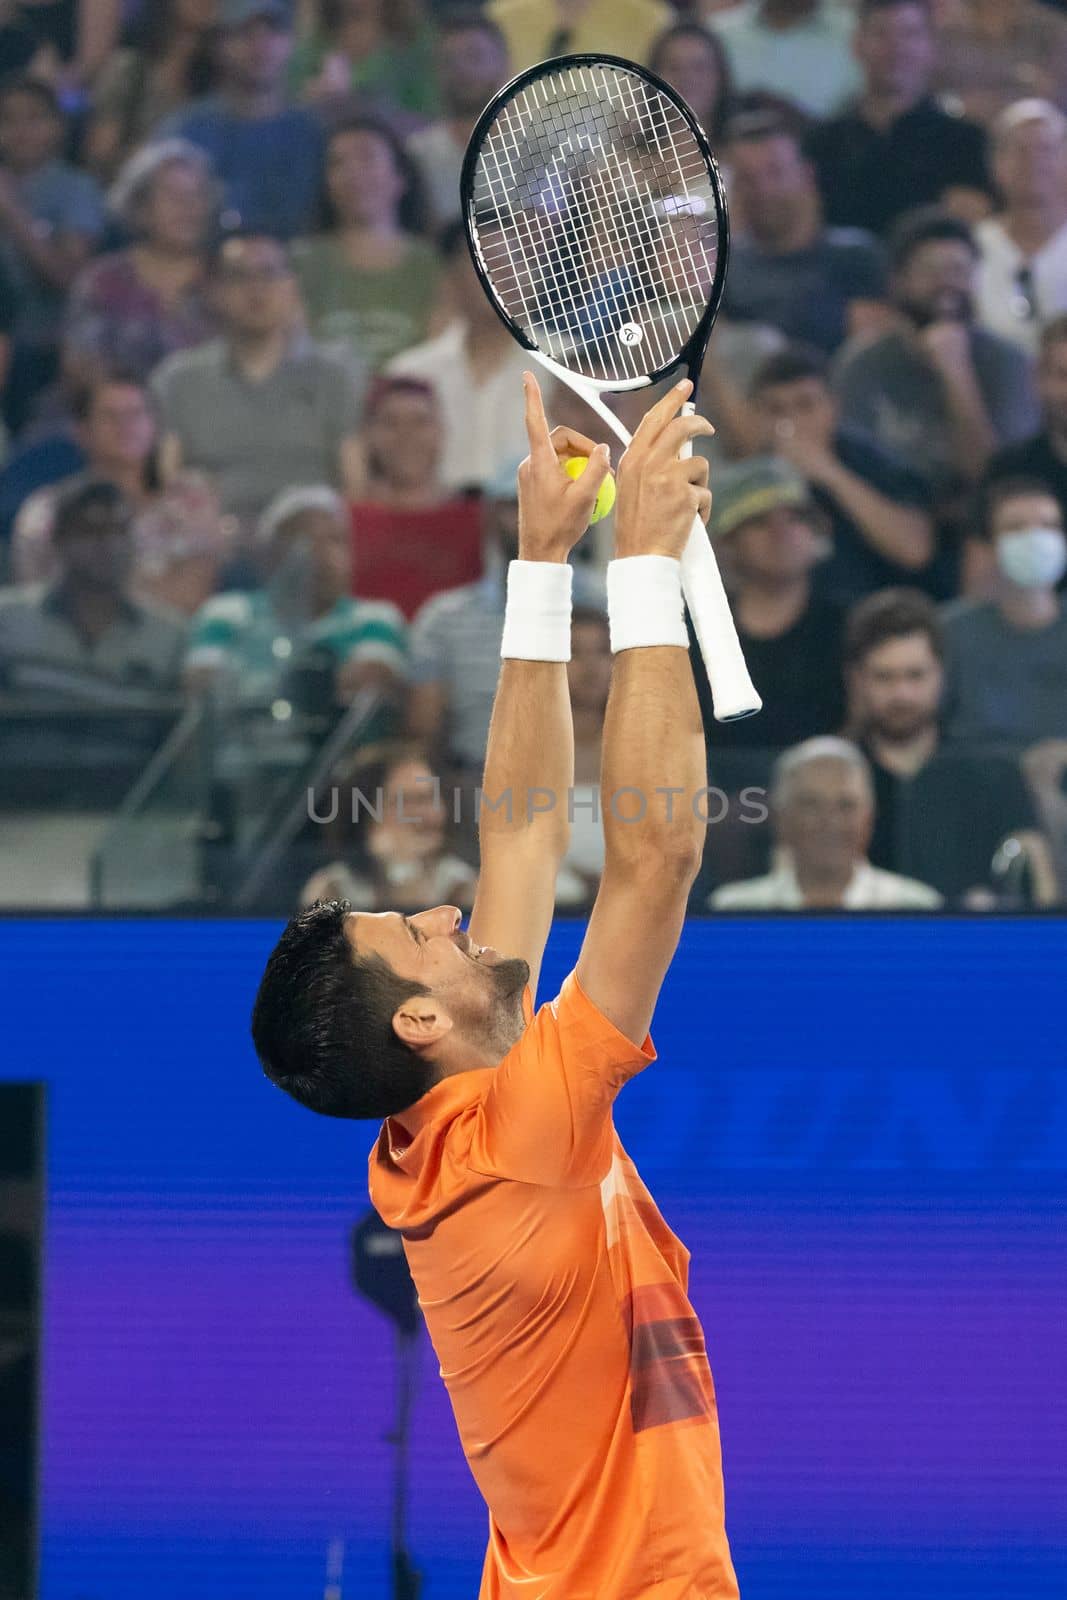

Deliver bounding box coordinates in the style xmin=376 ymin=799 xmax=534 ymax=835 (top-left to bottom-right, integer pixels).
xmin=564 ymin=454 xmax=616 ymax=524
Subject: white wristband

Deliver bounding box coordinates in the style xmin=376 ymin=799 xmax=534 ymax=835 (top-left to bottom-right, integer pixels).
xmin=607 ymin=556 xmax=688 ymax=652
xmin=500 ymin=560 xmax=573 ymax=661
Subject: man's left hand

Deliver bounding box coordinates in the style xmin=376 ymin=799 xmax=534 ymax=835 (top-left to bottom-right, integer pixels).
xmin=517 ymin=372 xmax=613 ymax=563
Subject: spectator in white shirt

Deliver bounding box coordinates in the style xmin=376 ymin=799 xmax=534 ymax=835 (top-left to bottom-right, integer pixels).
xmin=406 ymin=10 xmax=510 ymax=231
xmin=711 ymin=736 xmax=943 ymax=908
xmin=974 ymin=99 xmax=1067 ymax=357
xmin=386 ymin=222 xmax=530 ymax=493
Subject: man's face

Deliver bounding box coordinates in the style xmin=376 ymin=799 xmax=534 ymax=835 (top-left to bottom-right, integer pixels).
xmin=326 ymin=127 xmax=406 ymax=227
xmin=567 ymin=618 xmax=612 ymax=715
xmin=894 ymin=239 xmax=976 ymax=326
xmin=144 ymin=159 xmax=214 ymax=251
xmin=994 ymin=116 xmax=1067 ymax=210
xmin=653 ymin=31 xmax=722 ymax=124
xmin=854 ymin=2 xmax=934 ymax=103
xmin=84 ymin=384 xmax=156 ymax=467
xmin=345 ymin=906 xmax=529 ymax=1047
xmin=728 ymin=135 xmax=812 ymax=235
xmin=274 ymin=508 xmax=351 ymax=603
xmin=366 ymin=391 xmax=441 ymax=489
xmin=730 ymin=504 xmax=826 ymax=583
xmin=0 ymin=89 xmax=62 ymax=171
xmin=55 ymin=506 xmax=134 ymax=591
xmin=218 ymin=14 xmax=292 ymax=93
xmin=1038 ymin=336 xmax=1067 ymax=429
xmin=851 ymin=632 xmax=943 ymax=742
xmin=369 ymin=758 xmax=447 ymax=862
xmin=213 ymin=236 xmax=296 ymax=336
xmin=757 ymin=376 xmax=837 ymax=451
xmin=438 ymin=26 xmax=509 ymax=116
xmin=778 ymin=759 xmax=874 ymax=878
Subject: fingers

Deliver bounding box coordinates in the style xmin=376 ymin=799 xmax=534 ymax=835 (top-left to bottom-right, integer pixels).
xmin=630 ymin=379 xmax=693 ymax=450
xmin=696 ymin=487 xmax=713 ymax=526
xmin=522 ymin=371 xmax=554 ymax=459
xmin=566 ymin=442 xmax=612 ymax=519
xmin=684 ymin=455 xmax=710 ymax=488
xmin=548 ymin=423 xmax=602 ymax=461
xmin=655 ymin=414 xmax=716 ymax=460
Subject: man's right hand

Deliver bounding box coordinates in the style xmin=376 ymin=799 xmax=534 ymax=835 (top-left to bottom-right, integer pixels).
xmin=614 ymin=379 xmax=714 ymax=559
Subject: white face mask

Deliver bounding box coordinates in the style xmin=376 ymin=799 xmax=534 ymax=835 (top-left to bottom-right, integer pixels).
xmin=996 ymin=527 xmax=1067 ymax=589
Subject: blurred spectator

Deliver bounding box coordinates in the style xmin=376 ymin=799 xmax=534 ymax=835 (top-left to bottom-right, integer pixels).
xmin=806 ymin=0 xmax=990 ymax=238
xmin=406 ymin=9 xmax=510 ymax=232
xmin=723 ymin=110 xmax=887 ymax=354
xmin=0 ymin=345 xmax=87 ymax=550
xmin=933 ymin=0 xmax=1067 ymax=128
xmin=185 ymin=483 xmax=406 ymax=707
xmin=290 ymin=0 xmax=439 ymax=119
xmin=845 ymin=587 xmax=1040 ymax=900
xmin=942 ymin=476 xmax=1067 ymax=744
xmin=487 ymin=0 xmax=673 ymax=73
xmin=85 ymin=0 xmax=220 ymax=179
xmin=708 ymin=0 xmax=861 ymax=119
xmin=984 ymin=314 xmax=1067 ymax=536
xmin=693 ymin=457 xmax=847 ymax=749
xmin=63 ymin=140 xmax=217 ymax=386
xmin=151 ymin=233 xmax=365 ymax=525
xmin=349 ymin=376 xmax=483 ymax=621
xmin=406 ymin=458 xmax=604 ymax=773
xmin=386 ymin=222 xmax=530 ymax=494
xmin=0 ymin=3 xmax=48 ymax=81
xmin=163 ymin=0 xmax=325 ymax=239
xmin=0 ymin=75 xmax=105 ymax=433
xmin=300 ymin=740 xmax=477 ymax=911
xmin=0 ymin=479 xmax=187 ymax=702
xmin=6 ymin=0 xmax=121 ymax=90
xmin=833 ymin=208 xmax=1039 ymax=504
xmin=10 ymin=376 xmax=231 ymax=615
xmin=973 ymin=101 xmax=1067 ymax=358
xmin=710 ymin=736 xmax=943 ymax=907
xmin=750 ymin=344 xmax=934 ymax=603
xmin=648 ymin=22 xmax=734 ymax=142
xmin=291 ymin=117 xmax=439 ymax=376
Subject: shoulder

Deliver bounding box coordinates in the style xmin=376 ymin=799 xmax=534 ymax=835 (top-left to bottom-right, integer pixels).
xmin=386 ymin=326 xmax=457 ymax=376
xmin=868 ymin=867 xmax=942 ymax=908
xmin=412 ymin=580 xmax=485 ymax=628
xmin=821 ymin=226 xmax=882 ymax=258
xmin=347 ymin=597 xmax=407 ymax=633
xmin=709 ymin=875 xmax=775 ymax=909
xmin=191 ymin=591 xmax=255 ymax=632
xmin=152 ymin=339 xmax=225 ymax=390
xmin=939 ymin=597 xmax=993 ymax=642
xmin=971 ymin=326 xmax=1032 ymax=373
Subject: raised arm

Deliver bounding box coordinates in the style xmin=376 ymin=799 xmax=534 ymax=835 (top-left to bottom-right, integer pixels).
xmin=576 ymin=382 xmax=714 ymax=1046
xmin=467 ymin=374 xmax=611 ymax=1000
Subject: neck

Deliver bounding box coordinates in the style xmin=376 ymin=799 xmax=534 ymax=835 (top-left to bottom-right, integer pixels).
xmin=860 ymin=86 xmax=920 ymax=132
xmin=466 ymin=319 xmax=510 ymax=371
xmin=737 ymin=575 xmax=810 ymax=636
xmin=998 ymin=584 xmax=1060 ymax=629
xmin=133 ymin=239 xmax=202 ymax=271
xmin=750 ymin=196 xmax=819 ymax=255
xmin=867 ymin=722 xmax=938 ymax=778
xmin=92 ymin=460 xmax=147 ymax=501
xmin=1005 ymin=198 xmax=1067 ymax=255
xmin=368 ymin=477 xmax=441 ymax=509
xmin=63 ymin=583 xmax=125 ymax=638
xmin=221 ymin=82 xmax=282 ymax=118
xmin=229 ymin=326 xmax=288 ymax=373
xmin=794 ymin=858 xmax=856 ymax=906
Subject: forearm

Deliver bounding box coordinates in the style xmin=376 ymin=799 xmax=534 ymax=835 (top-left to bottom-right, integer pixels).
xmin=940 ymin=367 xmax=996 ymax=478
xmin=480 ymin=659 xmax=572 ymax=856
xmin=820 ymin=460 xmax=933 ymax=568
xmin=600 ymin=641 xmax=705 ymax=879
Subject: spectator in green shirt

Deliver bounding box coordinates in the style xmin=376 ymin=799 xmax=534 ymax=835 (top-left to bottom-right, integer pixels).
xmin=292 ymin=117 xmax=440 ymax=377
xmin=290 ymin=0 xmax=439 ymax=119
xmin=184 ymin=484 xmax=407 ymax=713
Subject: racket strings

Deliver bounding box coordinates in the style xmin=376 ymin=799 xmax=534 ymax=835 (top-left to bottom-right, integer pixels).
xmin=469 ymin=62 xmax=723 ymax=383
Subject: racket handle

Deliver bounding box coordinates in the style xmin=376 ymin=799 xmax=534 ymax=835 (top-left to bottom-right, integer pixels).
xmin=677 ymin=402 xmax=762 ymax=722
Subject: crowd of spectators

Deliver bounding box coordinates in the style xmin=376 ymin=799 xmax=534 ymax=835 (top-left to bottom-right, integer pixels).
xmin=0 ymin=0 xmax=1065 ymax=912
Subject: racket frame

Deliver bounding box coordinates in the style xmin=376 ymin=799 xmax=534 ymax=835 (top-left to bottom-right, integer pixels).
xmin=460 ymin=53 xmax=761 ymax=722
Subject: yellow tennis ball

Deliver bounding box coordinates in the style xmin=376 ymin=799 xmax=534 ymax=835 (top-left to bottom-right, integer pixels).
xmin=563 ymin=454 xmax=616 ymax=524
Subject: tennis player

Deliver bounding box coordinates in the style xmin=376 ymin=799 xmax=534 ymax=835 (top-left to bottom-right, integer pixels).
xmin=252 ymin=374 xmax=740 ymax=1599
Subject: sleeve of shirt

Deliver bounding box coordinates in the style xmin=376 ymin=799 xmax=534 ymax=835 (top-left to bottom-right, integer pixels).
xmin=185 ymin=593 xmax=245 ymax=670
xmin=470 ymin=969 xmax=656 ymax=1188
xmin=339 ymin=600 xmax=408 ymax=676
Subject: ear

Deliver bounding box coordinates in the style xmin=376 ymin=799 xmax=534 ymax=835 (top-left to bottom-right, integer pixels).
xmin=392 ymin=995 xmax=453 ymax=1053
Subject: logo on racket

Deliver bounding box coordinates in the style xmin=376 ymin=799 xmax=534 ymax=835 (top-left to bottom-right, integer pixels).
xmin=618 ymin=322 xmax=644 ymax=347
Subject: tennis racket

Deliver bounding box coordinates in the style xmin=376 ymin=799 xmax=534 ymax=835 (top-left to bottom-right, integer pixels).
xmin=461 ymin=52 xmax=761 ymax=722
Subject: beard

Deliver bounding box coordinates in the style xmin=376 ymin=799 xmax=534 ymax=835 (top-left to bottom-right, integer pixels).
xmin=484 ymin=953 xmax=530 ymax=1001
xmin=870 ymin=704 xmax=935 ymax=743
xmin=900 ymin=290 xmax=974 ymax=329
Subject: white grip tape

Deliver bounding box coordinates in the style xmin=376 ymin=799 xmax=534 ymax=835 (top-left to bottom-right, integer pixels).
xmin=500 ymin=560 xmax=573 ymax=661
xmin=607 ymin=555 xmax=688 ymax=652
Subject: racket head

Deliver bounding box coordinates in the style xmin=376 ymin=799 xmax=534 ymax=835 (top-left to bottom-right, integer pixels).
xmin=461 ymin=53 xmax=730 ymax=392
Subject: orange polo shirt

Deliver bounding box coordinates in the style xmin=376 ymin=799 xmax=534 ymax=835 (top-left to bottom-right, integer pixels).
xmin=368 ymin=970 xmax=739 ymax=1600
